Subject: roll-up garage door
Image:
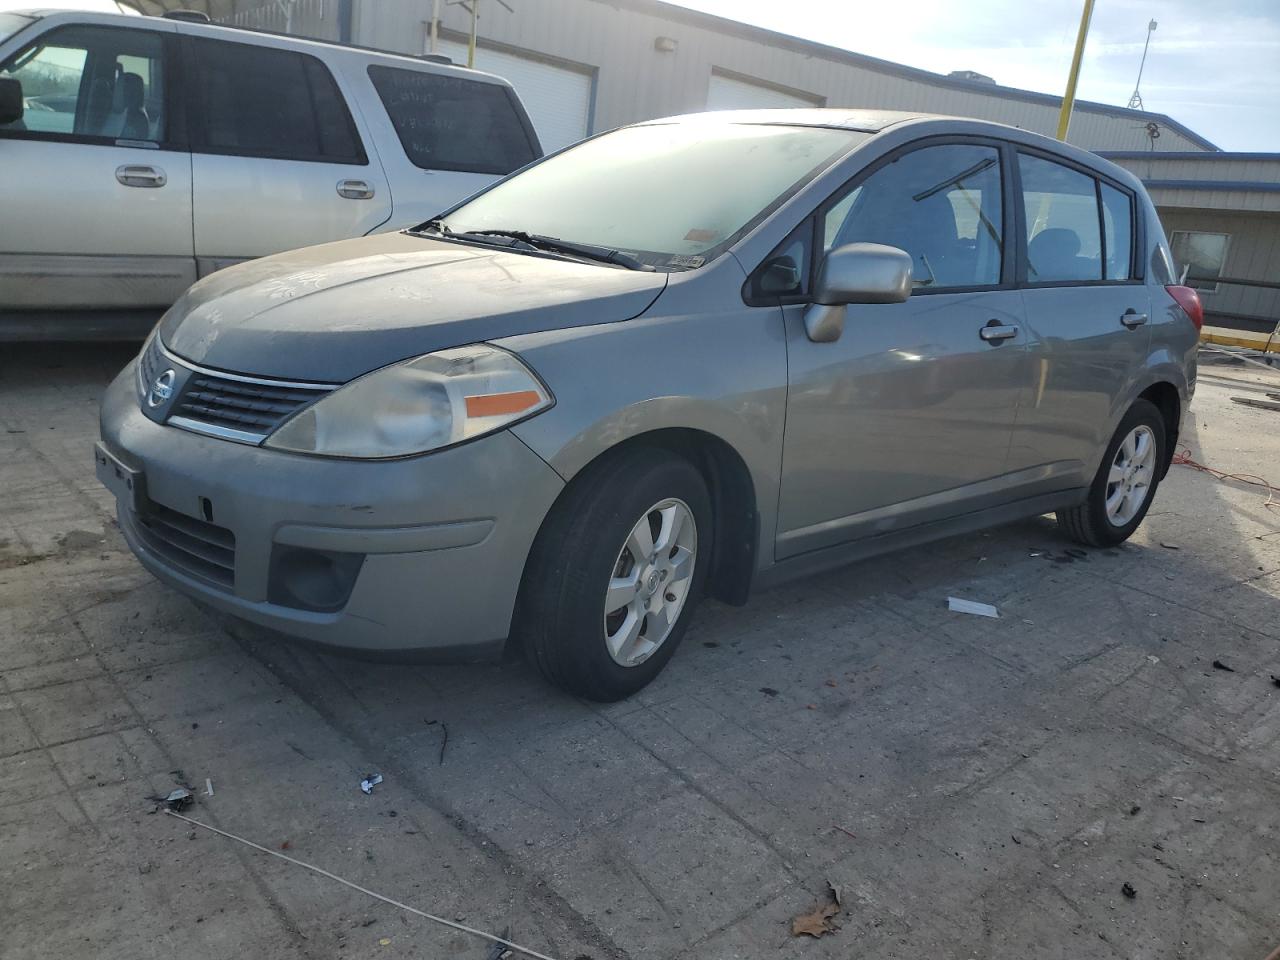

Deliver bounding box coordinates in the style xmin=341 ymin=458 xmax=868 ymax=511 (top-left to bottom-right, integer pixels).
xmin=437 ymin=39 xmax=592 ymax=152
xmin=706 ymin=71 xmax=822 ymax=111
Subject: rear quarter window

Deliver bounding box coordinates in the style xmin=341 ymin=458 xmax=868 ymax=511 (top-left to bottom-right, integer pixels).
xmin=367 ymin=64 xmax=537 ymax=175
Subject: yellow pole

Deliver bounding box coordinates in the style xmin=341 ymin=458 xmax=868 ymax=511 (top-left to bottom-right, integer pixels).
xmin=467 ymin=0 xmax=478 ymax=67
xmin=1056 ymin=0 xmax=1096 ymax=141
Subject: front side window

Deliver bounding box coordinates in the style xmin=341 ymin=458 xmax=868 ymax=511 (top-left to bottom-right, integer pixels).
xmin=439 ymin=122 xmax=866 ymax=271
xmin=368 ymin=65 xmax=538 ymax=176
xmin=822 ymin=142 xmax=1004 ymax=289
xmin=189 ymin=38 xmax=364 ymax=163
xmin=0 ymin=25 xmax=166 ymax=142
xmin=1020 ymin=153 xmax=1102 ymax=283
xmin=1169 ymin=230 xmax=1230 ymax=293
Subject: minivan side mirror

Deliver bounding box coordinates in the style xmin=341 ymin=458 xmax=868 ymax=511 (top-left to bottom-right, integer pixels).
xmin=803 ymin=242 xmax=913 ymax=343
xmin=0 ymin=78 xmax=22 ymax=126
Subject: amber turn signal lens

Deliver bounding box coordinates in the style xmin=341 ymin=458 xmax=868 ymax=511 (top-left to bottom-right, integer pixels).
xmin=464 ymin=390 xmax=543 ymax=418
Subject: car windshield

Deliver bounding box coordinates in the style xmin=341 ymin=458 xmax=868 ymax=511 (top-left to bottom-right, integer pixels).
xmin=435 ymin=121 xmax=868 ymax=271
xmin=0 ymin=12 xmax=34 ymax=46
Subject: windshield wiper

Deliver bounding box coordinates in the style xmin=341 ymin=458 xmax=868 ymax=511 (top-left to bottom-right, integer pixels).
xmin=420 ymin=222 xmax=653 ymax=272
xmin=475 ymin=230 xmax=655 ymax=272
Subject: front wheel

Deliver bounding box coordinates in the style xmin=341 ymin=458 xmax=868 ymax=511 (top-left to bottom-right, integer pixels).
xmin=1056 ymin=398 xmax=1165 ymax=547
xmin=519 ymin=448 xmax=712 ymax=701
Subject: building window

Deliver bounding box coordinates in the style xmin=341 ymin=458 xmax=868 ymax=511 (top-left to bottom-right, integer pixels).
xmin=1169 ymin=230 xmax=1230 ymax=294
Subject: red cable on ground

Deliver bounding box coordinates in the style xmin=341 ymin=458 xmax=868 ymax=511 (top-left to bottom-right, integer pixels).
xmin=1171 ymin=447 xmax=1279 ymax=513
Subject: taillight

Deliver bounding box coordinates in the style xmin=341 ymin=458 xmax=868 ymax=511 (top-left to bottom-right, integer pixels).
xmin=1166 ymin=284 xmax=1203 ymax=330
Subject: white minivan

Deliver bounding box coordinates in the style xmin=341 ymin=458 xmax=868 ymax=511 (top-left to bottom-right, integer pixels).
xmin=0 ymin=9 xmax=542 ymax=339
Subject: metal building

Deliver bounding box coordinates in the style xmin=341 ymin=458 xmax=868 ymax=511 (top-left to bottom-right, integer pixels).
xmin=130 ymin=0 xmax=1279 ymax=340
xmin=184 ymin=0 xmax=1216 ymax=154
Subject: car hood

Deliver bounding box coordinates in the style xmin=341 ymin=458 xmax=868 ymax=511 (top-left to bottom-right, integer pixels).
xmin=160 ymin=232 xmax=668 ymax=382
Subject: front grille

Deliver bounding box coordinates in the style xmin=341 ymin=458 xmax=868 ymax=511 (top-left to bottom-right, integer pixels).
xmin=128 ymin=503 xmax=236 ymax=591
xmin=173 ymin=374 xmax=329 ymax=439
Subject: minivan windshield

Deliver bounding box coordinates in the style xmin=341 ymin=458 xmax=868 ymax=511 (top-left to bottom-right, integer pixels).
xmin=433 ymin=122 xmax=867 ymax=271
xmin=0 ymin=13 xmax=34 ymax=46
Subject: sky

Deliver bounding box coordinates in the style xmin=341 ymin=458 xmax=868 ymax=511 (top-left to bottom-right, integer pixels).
xmin=669 ymin=0 xmax=1280 ymax=151
xmin=4 ymin=0 xmax=1278 ymax=150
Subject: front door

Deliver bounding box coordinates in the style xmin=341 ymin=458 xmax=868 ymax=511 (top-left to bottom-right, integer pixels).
xmin=777 ymin=141 xmax=1033 ymax=559
xmin=0 ymin=21 xmax=194 ymax=325
xmin=184 ymin=36 xmax=392 ymax=274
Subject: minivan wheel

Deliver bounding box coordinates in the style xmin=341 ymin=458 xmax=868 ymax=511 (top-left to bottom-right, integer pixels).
xmin=520 ymin=448 xmax=712 ymax=701
xmin=1056 ymin=399 xmax=1165 ymax=547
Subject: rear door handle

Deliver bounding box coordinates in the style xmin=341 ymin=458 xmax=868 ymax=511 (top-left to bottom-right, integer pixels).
xmin=115 ymin=164 xmax=166 ymax=188
xmin=337 ymin=179 xmax=375 ymax=200
xmin=979 ymin=320 xmax=1019 ymax=343
xmin=1121 ymin=310 xmax=1149 ymax=329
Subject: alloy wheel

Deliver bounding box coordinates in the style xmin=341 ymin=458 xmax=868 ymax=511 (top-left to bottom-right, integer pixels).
xmin=1105 ymin=424 xmax=1157 ymax=526
xmin=603 ymin=498 xmax=697 ymax=667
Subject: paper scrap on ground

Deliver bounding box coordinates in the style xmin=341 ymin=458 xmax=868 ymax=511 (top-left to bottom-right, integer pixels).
xmin=947 ymin=596 xmax=1000 ymax=618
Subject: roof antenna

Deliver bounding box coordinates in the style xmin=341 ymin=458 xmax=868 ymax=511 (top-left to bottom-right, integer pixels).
xmin=1127 ymin=19 xmax=1157 ymax=110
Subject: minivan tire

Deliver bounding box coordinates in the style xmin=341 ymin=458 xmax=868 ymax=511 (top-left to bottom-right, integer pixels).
xmin=519 ymin=447 xmax=712 ymax=701
xmin=1056 ymin=398 xmax=1165 ymax=548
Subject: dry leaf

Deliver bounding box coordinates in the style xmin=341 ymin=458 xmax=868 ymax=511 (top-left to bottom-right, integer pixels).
xmin=790 ymin=883 xmax=842 ymax=938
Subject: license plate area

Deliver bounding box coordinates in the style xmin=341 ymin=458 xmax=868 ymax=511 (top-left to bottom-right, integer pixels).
xmin=94 ymin=442 xmax=146 ymax=514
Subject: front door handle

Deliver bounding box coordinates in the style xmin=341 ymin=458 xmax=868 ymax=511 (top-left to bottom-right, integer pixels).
xmin=337 ymin=179 xmax=375 ymax=200
xmin=115 ymin=164 xmax=166 ymax=188
xmin=1120 ymin=309 xmax=1149 ymax=329
xmin=979 ymin=320 xmax=1019 ymax=343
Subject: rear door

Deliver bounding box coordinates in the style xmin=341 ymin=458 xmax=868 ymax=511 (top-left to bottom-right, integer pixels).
xmin=1007 ymin=151 xmax=1151 ymax=485
xmin=0 ymin=20 xmax=194 ymax=325
xmin=184 ymin=36 xmax=392 ymax=273
xmin=776 ymin=139 xmax=1034 ymax=559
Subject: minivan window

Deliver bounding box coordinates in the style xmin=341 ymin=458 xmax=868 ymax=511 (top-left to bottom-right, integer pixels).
xmin=0 ymin=25 xmax=167 ymax=142
xmin=367 ymin=65 xmax=537 ymax=175
xmin=440 ymin=122 xmax=866 ymax=270
xmin=1019 ymin=153 xmax=1102 ymax=283
xmin=189 ymin=38 xmax=365 ymax=164
xmin=823 ymin=143 xmax=1004 ymax=289
xmin=1100 ymin=182 xmax=1134 ymax=280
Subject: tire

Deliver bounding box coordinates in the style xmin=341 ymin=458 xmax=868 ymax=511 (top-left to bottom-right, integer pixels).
xmin=519 ymin=447 xmax=712 ymax=701
xmin=1056 ymin=398 xmax=1165 ymax=548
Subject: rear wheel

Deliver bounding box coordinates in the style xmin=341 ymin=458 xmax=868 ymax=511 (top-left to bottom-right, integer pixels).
xmin=520 ymin=447 xmax=711 ymax=701
xmin=1056 ymin=399 xmax=1165 ymax=547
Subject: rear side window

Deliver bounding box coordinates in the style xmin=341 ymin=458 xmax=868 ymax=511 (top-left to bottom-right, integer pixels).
xmin=189 ymin=38 xmax=365 ymax=164
xmin=1100 ymin=183 xmax=1134 ymax=280
xmin=1019 ymin=153 xmax=1102 ymax=283
xmin=368 ymin=65 xmax=537 ymax=175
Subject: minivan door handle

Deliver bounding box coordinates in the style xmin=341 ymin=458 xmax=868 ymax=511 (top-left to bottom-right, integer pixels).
xmin=979 ymin=320 xmax=1019 ymax=343
xmin=115 ymin=164 xmax=166 ymax=188
xmin=337 ymin=179 xmax=375 ymax=200
xmin=1120 ymin=309 xmax=1149 ymax=329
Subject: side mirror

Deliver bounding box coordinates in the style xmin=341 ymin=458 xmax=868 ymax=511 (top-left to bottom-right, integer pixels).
xmin=803 ymin=242 xmax=913 ymax=343
xmin=0 ymin=78 xmax=22 ymax=126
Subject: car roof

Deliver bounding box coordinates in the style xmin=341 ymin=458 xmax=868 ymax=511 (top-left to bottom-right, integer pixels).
xmin=642 ymin=108 xmax=934 ymax=132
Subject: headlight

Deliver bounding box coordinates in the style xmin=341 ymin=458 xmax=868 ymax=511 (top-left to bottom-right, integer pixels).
xmin=263 ymin=344 xmax=553 ymax=459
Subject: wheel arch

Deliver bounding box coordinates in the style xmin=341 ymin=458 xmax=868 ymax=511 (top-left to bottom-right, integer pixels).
xmin=1136 ymin=380 xmax=1182 ymax=478
xmin=525 ymin=428 xmax=760 ymax=608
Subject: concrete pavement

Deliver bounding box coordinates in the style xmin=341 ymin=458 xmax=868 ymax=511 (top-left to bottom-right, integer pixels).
xmin=2 ymin=342 xmax=1278 ymax=960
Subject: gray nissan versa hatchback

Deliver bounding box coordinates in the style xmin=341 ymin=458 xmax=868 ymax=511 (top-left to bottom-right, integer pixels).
xmin=97 ymin=109 xmax=1202 ymax=700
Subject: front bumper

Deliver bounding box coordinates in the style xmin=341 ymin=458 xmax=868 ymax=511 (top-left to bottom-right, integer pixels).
xmin=99 ymin=364 xmax=565 ymax=656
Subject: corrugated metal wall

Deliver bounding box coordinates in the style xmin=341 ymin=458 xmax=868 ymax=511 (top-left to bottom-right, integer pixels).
xmin=342 ymin=0 xmax=1209 ymax=152
xmin=222 ymin=0 xmax=338 ymax=40
xmin=1158 ymin=209 xmax=1279 ymax=324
